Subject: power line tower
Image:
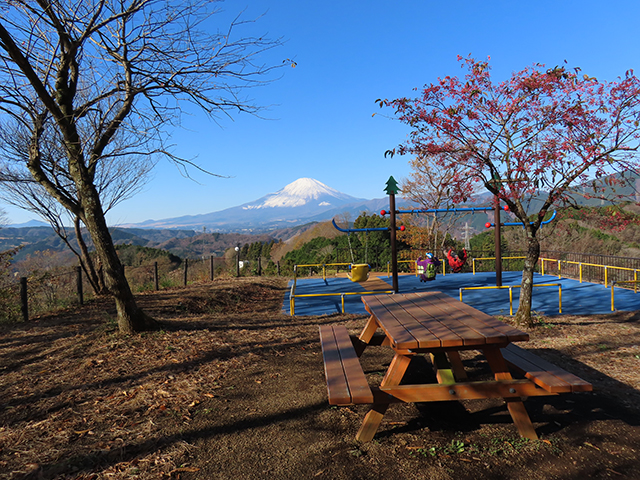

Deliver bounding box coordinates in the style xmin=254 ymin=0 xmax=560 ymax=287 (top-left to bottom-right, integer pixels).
xmin=462 ymin=222 xmax=472 ymax=250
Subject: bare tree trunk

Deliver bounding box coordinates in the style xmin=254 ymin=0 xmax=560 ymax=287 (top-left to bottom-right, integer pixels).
xmin=81 ymin=191 xmax=156 ymax=333
xmin=514 ymin=229 xmax=540 ymax=328
xmin=74 ymin=216 xmax=106 ymax=295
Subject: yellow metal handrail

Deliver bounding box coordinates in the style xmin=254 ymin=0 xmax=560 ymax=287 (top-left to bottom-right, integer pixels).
xmin=472 ymin=256 xmax=527 ymax=275
xmin=610 ymin=280 xmax=640 ymax=311
xmin=289 ymin=290 xmax=393 ymax=316
xmin=290 ymin=262 xmax=393 ymax=316
xmin=388 ymin=259 xmax=447 ymax=277
xmin=459 ymin=283 xmax=562 ymax=315
xmin=540 ymin=258 xmax=638 ymax=288
xmin=294 ymin=262 xmax=352 ymax=281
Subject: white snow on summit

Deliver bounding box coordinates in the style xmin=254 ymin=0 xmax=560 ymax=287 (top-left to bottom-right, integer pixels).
xmin=243 ymin=178 xmax=352 ymax=209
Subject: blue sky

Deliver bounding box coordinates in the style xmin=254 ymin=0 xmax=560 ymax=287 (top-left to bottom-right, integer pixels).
xmin=4 ymin=0 xmax=640 ymax=226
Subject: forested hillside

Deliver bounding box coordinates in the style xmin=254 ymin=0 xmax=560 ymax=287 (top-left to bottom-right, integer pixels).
xmin=470 ymin=204 xmax=640 ymax=258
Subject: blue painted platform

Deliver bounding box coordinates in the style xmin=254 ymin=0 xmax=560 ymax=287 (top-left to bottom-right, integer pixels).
xmin=284 ymin=271 xmax=640 ymax=317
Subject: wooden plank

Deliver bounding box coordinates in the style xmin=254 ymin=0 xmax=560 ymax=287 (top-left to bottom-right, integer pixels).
xmin=502 ymin=344 xmax=592 ymax=393
xmin=404 ymin=293 xmax=492 ymax=346
xmin=377 ymin=379 xmax=553 ymax=402
xmin=362 ymin=296 xmax=428 ymax=349
xmin=332 ymin=326 xmax=374 ymax=404
xmin=357 ymin=275 xmax=394 ymax=291
xmin=319 ymin=325 xmax=351 ymax=405
xmin=380 ymin=294 xmax=463 ymax=348
xmin=428 ymin=292 xmax=529 ymax=342
xmin=501 ymin=345 xmax=573 ymax=393
xmin=418 ymin=291 xmax=529 ymax=343
xmin=373 ymin=295 xmax=444 ymax=349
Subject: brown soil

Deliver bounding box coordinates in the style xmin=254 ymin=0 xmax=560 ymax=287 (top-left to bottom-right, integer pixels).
xmin=1 ymin=277 xmax=639 ymax=480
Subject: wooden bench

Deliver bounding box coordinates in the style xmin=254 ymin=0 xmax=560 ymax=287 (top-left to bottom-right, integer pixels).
xmin=501 ymin=343 xmax=592 ymax=393
xmin=319 ymin=325 xmax=374 ymax=405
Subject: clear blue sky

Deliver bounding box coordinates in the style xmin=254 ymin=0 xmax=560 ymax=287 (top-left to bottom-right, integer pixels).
xmin=3 ymin=0 xmax=640 ymax=226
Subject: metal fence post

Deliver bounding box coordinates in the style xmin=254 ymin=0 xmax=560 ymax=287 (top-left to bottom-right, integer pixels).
xmin=76 ymin=266 xmax=83 ymax=305
xmin=154 ymin=261 xmax=159 ymax=291
xmin=20 ymin=277 xmax=28 ymax=322
xmin=183 ymin=258 xmax=188 ymax=286
xmin=210 ymin=255 xmax=214 ymax=281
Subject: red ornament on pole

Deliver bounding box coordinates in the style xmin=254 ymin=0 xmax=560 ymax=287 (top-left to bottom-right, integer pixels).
xmin=485 ymin=222 xmax=492 ymax=228
xmin=400 ymin=225 xmax=405 ymax=231
xmin=380 ymin=210 xmax=387 ymax=216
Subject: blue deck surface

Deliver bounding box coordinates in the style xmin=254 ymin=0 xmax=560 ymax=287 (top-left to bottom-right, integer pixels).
xmin=284 ymin=271 xmax=640 ymax=317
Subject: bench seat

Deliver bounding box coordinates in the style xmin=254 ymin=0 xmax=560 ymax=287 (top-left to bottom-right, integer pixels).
xmin=319 ymin=325 xmax=374 ymax=405
xmin=501 ymin=343 xmax=592 ymax=393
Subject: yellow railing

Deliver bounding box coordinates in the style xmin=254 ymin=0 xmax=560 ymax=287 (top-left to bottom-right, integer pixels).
xmin=290 ymin=263 xmax=392 ymax=316
xmin=389 ymin=260 xmax=447 ymax=277
xmin=459 ymin=283 xmax=562 ymax=315
xmin=289 ymin=290 xmax=394 ymax=316
xmin=293 ymin=262 xmax=352 ymax=281
xmin=472 ymin=256 xmax=527 ymax=274
xmin=610 ymin=280 xmax=640 ymax=311
xmin=540 ymin=258 xmax=639 ymax=288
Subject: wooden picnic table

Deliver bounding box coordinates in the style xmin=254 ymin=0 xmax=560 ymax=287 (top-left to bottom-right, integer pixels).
xmin=319 ymin=291 xmax=592 ymax=442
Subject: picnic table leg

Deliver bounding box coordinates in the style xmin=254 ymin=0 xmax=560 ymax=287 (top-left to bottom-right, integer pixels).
xmin=430 ymin=352 xmax=456 ymax=384
xmin=355 ymin=315 xmax=380 ymax=357
xmin=356 ymin=353 xmax=412 ymax=442
xmin=446 ymin=351 xmax=468 ymax=381
xmin=483 ymin=346 xmax=538 ymax=440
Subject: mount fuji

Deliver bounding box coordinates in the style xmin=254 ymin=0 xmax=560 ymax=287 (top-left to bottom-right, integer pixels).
xmin=129 ymin=178 xmax=393 ymax=232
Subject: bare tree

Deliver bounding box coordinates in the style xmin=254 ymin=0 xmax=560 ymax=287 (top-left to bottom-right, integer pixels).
xmin=0 ymin=205 xmax=7 ymax=228
xmin=400 ymin=155 xmax=476 ymax=253
xmin=0 ymin=0 xmax=287 ymax=333
xmin=0 ymin=123 xmax=154 ymax=295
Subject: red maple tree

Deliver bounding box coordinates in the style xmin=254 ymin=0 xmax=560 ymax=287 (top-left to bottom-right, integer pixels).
xmin=383 ymin=56 xmax=640 ymax=326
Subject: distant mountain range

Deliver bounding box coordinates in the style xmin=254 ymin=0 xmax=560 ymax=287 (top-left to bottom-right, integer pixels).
xmin=8 ymin=172 xmax=639 ymax=236
xmin=121 ymin=178 xmax=400 ymax=232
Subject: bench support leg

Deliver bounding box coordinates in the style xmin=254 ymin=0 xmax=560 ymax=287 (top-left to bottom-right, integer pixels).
xmin=356 ymin=404 xmax=389 ymax=442
xmin=505 ymin=398 xmax=538 ymax=440
xmin=483 ymin=346 xmax=538 ymax=440
xmin=356 ymin=353 xmax=412 ymax=442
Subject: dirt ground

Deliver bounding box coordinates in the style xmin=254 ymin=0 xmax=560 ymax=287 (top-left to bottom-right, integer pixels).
xmin=1 ymin=276 xmax=639 ymax=480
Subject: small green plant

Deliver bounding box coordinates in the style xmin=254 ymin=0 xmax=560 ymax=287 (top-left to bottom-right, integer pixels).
xmin=417 ymin=440 xmax=466 ymax=458
xmin=446 ymin=439 xmax=465 ymax=454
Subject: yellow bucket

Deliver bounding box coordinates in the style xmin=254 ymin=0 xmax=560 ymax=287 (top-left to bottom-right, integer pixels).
xmin=348 ymin=264 xmax=370 ymax=282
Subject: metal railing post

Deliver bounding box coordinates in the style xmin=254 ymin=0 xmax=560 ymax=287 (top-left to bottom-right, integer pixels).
xmin=579 ymin=263 xmax=582 ymax=283
xmin=509 ymin=287 xmax=513 ymax=316
xmin=611 ymin=281 xmax=616 ymax=311
xmin=20 ymin=277 xmax=28 ymax=322
xmin=76 ymin=266 xmax=83 ymax=305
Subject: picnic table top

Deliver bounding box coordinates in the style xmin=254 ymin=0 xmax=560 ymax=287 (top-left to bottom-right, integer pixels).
xmin=361 ymin=291 xmax=529 ymax=351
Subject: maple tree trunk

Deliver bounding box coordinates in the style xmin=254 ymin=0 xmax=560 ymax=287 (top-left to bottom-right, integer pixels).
xmin=514 ymin=229 xmax=540 ymax=328
xmin=80 ymin=188 xmax=156 ymax=334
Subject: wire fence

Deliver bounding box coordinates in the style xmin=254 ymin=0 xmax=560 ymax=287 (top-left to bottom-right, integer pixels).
xmin=0 ymin=254 xmax=282 ymax=324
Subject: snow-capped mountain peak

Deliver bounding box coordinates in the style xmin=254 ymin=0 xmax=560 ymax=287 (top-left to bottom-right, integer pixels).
xmin=243 ymin=178 xmax=353 ymax=209
xmin=126 ymin=177 xmax=374 ymax=231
